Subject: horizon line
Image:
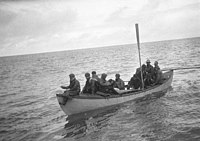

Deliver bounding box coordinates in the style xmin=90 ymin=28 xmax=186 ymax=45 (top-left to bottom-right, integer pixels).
xmin=0 ymin=36 xmax=199 ymax=58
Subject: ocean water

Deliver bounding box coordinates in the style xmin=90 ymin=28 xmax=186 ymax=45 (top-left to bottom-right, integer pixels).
xmin=0 ymin=37 xmax=200 ymax=141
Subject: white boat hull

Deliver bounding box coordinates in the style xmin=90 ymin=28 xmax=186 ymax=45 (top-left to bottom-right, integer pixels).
xmin=56 ymin=70 xmax=173 ymax=116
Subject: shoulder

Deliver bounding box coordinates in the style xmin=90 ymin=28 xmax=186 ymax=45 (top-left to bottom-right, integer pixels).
xmin=99 ymin=78 xmax=103 ymax=82
xmin=89 ymin=78 xmax=93 ymax=82
xmin=120 ymin=78 xmax=124 ymax=82
xmin=75 ymin=79 xmax=80 ymax=83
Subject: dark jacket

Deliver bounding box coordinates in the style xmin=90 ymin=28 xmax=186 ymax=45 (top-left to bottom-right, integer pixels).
xmin=144 ymin=65 xmax=154 ymax=86
xmin=82 ymin=78 xmax=92 ymax=93
xmin=67 ymin=78 xmax=80 ymax=93
xmin=128 ymin=75 xmax=141 ymax=89
xmin=145 ymin=65 xmax=154 ymax=75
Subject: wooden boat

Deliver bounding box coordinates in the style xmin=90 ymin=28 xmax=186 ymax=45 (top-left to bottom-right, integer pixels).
xmin=56 ymin=70 xmax=173 ymax=116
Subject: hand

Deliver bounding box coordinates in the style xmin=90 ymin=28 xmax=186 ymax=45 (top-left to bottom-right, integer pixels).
xmin=61 ymin=86 xmax=67 ymax=89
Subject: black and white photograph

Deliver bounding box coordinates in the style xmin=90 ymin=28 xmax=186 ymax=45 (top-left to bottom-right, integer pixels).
xmin=0 ymin=0 xmax=200 ymax=140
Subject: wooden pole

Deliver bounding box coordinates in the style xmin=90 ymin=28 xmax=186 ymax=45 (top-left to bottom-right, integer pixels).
xmin=135 ymin=24 xmax=144 ymax=90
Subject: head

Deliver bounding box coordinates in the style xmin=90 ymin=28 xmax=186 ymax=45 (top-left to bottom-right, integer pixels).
xmin=146 ymin=59 xmax=151 ymax=66
xmin=115 ymin=73 xmax=120 ymax=79
xmin=69 ymin=73 xmax=75 ymax=81
xmin=101 ymin=73 xmax=107 ymax=80
xmin=85 ymin=72 xmax=90 ymax=79
xmin=92 ymin=71 xmax=96 ymax=77
xmin=142 ymin=64 xmax=146 ymax=69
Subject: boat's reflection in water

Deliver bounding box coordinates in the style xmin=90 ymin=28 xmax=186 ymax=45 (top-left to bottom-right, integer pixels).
xmin=62 ymin=88 xmax=171 ymax=139
xmin=63 ymin=105 xmax=119 ymax=139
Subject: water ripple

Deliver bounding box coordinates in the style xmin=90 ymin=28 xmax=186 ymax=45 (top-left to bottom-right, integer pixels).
xmin=1 ymin=37 xmax=200 ymax=141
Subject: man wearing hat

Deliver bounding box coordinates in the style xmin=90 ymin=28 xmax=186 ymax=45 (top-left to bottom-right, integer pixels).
xmin=61 ymin=73 xmax=80 ymax=96
xmin=145 ymin=59 xmax=154 ymax=86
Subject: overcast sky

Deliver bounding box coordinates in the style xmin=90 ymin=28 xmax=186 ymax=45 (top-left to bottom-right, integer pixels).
xmin=0 ymin=0 xmax=200 ymax=56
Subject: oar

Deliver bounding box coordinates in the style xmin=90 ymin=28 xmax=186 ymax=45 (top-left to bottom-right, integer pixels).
xmin=161 ymin=66 xmax=200 ymax=71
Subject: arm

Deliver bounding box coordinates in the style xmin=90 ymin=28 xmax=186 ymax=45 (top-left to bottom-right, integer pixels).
xmin=61 ymin=85 xmax=69 ymax=89
xmin=100 ymin=80 xmax=111 ymax=86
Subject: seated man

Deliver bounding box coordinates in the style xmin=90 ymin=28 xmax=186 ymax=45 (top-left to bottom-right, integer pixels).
xmin=99 ymin=73 xmax=112 ymax=86
xmin=144 ymin=59 xmax=154 ymax=86
xmin=91 ymin=71 xmax=100 ymax=82
xmin=129 ymin=64 xmax=146 ymax=89
xmin=153 ymin=61 xmax=163 ymax=84
xmin=61 ymin=73 xmax=80 ymax=96
xmin=82 ymin=73 xmax=93 ymax=94
xmin=114 ymin=74 xmax=125 ymax=90
xmin=135 ymin=64 xmax=146 ymax=80
xmin=91 ymin=71 xmax=101 ymax=93
xmin=98 ymin=73 xmax=118 ymax=94
xmin=128 ymin=74 xmax=141 ymax=89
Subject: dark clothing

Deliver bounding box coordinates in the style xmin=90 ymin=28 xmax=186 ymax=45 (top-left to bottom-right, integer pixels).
xmin=136 ymin=67 xmax=146 ymax=81
xmin=99 ymin=85 xmax=118 ymax=94
xmin=65 ymin=78 xmax=80 ymax=95
xmin=128 ymin=66 xmax=147 ymax=89
xmin=144 ymin=74 xmax=154 ymax=87
xmin=144 ymin=65 xmax=154 ymax=86
xmin=91 ymin=80 xmax=100 ymax=93
xmin=145 ymin=65 xmax=154 ymax=75
xmin=98 ymin=79 xmax=118 ymax=94
xmin=128 ymin=75 xmax=141 ymax=89
xmin=82 ymin=78 xmax=93 ymax=94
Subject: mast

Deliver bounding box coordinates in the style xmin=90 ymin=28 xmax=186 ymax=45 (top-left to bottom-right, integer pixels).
xmin=135 ymin=24 xmax=144 ymax=90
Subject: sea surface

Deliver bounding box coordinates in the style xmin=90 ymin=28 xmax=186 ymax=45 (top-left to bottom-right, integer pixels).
xmin=0 ymin=37 xmax=200 ymax=141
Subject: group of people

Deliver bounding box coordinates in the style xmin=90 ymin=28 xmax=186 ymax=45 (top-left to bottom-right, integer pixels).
xmin=128 ymin=59 xmax=163 ymax=89
xmin=60 ymin=59 xmax=163 ymax=96
xmin=60 ymin=71 xmax=119 ymax=96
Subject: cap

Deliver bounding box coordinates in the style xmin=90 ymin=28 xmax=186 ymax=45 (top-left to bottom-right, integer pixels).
xmin=69 ymin=73 xmax=75 ymax=77
xmin=146 ymin=59 xmax=151 ymax=63
xmin=101 ymin=73 xmax=107 ymax=77
xmin=85 ymin=72 xmax=90 ymax=77
xmin=115 ymin=73 xmax=120 ymax=77
xmin=92 ymin=71 xmax=96 ymax=74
